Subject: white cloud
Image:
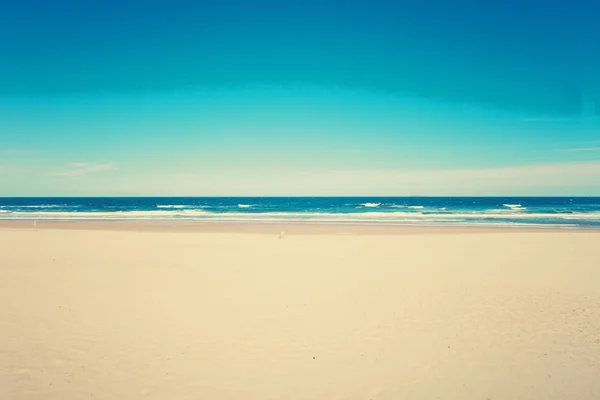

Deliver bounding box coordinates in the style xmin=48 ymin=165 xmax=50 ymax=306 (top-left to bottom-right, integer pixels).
xmin=50 ymin=162 xmax=118 ymax=177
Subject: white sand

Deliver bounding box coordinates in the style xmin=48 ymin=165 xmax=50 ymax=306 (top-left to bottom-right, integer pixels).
xmin=1 ymin=225 xmax=600 ymax=399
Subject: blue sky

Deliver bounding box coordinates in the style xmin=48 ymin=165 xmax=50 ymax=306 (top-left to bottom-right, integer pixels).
xmin=1 ymin=0 xmax=599 ymax=196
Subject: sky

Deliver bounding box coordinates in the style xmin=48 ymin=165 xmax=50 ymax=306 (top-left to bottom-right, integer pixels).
xmin=1 ymin=0 xmax=599 ymax=196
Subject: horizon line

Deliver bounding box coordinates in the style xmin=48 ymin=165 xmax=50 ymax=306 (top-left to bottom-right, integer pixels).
xmin=1 ymin=195 xmax=600 ymax=199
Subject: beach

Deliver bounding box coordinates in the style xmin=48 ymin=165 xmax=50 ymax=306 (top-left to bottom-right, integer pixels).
xmin=1 ymin=222 xmax=599 ymax=399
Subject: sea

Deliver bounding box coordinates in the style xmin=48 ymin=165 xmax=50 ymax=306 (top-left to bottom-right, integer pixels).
xmin=1 ymin=197 xmax=600 ymax=229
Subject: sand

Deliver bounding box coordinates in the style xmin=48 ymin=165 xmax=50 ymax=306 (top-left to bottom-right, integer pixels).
xmin=1 ymin=222 xmax=600 ymax=399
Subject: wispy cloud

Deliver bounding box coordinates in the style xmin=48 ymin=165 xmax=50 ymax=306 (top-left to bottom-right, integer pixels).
xmin=50 ymin=162 xmax=118 ymax=177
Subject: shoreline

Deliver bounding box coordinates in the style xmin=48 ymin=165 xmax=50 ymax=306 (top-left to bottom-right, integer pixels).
xmin=1 ymin=219 xmax=597 ymax=235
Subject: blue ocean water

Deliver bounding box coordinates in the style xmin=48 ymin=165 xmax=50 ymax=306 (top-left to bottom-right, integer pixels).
xmin=1 ymin=197 xmax=600 ymax=228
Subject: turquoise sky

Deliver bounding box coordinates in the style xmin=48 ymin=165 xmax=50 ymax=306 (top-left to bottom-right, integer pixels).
xmin=1 ymin=0 xmax=599 ymax=196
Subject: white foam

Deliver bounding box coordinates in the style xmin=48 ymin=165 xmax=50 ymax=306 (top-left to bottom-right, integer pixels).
xmin=193 ymin=211 xmax=600 ymax=221
xmin=156 ymin=205 xmax=187 ymax=209
xmin=361 ymin=203 xmax=381 ymax=208
xmin=181 ymin=210 xmax=211 ymax=215
xmin=0 ymin=210 xmax=209 ymax=219
xmin=238 ymin=204 xmax=253 ymax=208
xmin=0 ymin=205 xmax=66 ymax=209
xmin=130 ymin=210 xmax=209 ymax=217
xmin=503 ymin=204 xmax=523 ymax=208
xmin=433 ymin=212 xmax=600 ymax=220
xmin=408 ymin=206 xmax=424 ymax=209
xmin=2 ymin=209 xmax=599 ymax=224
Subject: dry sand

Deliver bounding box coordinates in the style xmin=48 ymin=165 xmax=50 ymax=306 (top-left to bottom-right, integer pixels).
xmin=1 ymin=222 xmax=600 ymax=399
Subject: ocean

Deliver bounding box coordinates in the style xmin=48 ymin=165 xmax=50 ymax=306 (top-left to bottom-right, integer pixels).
xmin=1 ymin=197 xmax=600 ymax=229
